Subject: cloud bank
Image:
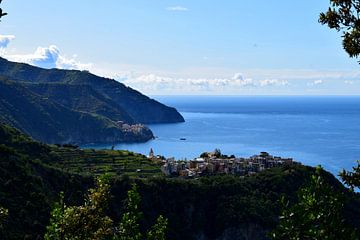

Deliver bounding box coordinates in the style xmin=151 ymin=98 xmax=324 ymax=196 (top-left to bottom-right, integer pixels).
xmin=116 ymin=73 xmax=290 ymax=94
xmin=2 ymin=35 xmax=359 ymax=95
xmin=167 ymin=6 xmax=188 ymax=11
xmin=0 ymin=35 xmax=91 ymax=70
xmin=307 ymin=79 xmax=323 ymax=86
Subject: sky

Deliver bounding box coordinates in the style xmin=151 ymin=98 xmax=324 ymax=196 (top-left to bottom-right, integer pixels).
xmin=0 ymin=0 xmax=360 ymax=95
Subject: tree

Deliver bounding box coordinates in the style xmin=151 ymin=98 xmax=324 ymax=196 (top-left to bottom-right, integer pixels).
xmin=46 ymin=179 xmax=168 ymax=240
xmin=0 ymin=0 xmax=7 ymax=20
xmin=116 ymin=184 xmax=168 ymax=240
xmin=0 ymin=206 xmax=8 ymax=228
xmin=214 ymin=148 xmax=222 ymax=158
xmin=45 ymin=176 xmax=114 ymax=240
xmin=319 ymin=1 xmax=360 ymax=61
xmin=340 ymin=160 xmax=360 ymax=191
xmin=270 ymin=166 xmax=358 ymax=239
xmin=146 ymin=215 xmax=168 ymax=240
xmin=117 ymin=184 xmax=143 ymax=240
xmin=0 ymin=206 xmax=8 ymax=223
xmin=0 ymin=206 xmax=8 ymax=237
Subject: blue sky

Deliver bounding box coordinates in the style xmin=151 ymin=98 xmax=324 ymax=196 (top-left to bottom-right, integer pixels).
xmin=0 ymin=0 xmax=359 ymax=95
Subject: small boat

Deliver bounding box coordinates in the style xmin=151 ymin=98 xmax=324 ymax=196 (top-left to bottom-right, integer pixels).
xmin=180 ymin=138 xmax=186 ymax=141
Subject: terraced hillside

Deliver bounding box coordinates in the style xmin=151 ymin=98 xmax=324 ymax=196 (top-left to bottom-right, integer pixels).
xmin=49 ymin=147 xmax=162 ymax=177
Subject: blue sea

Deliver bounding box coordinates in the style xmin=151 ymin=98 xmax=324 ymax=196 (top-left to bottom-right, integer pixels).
xmin=89 ymin=96 xmax=360 ymax=176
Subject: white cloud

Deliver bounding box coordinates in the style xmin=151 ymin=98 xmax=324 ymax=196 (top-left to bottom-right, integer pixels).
xmin=166 ymin=6 xmax=188 ymax=11
xmin=3 ymin=44 xmax=92 ymax=70
xmin=259 ymin=79 xmax=289 ymax=87
xmin=0 ymin=35 xmax=91 ymax=70
xmin=344 ymin=80 xmax=354 ymax=85
xmin=0 ymin=35 xmax=15 ymax=55
xmin=307 ymin=79 xmax=323 ymax=86
xmin=116 ymin=72 xmax=292 ymax=94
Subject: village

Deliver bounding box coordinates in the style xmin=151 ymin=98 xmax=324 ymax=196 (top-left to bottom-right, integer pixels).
xmin=148 ymin=149 xmax=299 ymax=178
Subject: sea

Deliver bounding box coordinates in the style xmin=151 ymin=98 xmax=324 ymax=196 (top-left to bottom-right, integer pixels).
xmin=87 ymin=96 xmax=360 ymax=176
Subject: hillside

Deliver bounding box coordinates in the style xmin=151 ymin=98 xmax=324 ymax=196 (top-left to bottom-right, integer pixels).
xmin=1 ymin=123 xmax=359 ymax=240
xmin=0 ymin=57 xmax=185 ymax=124
xmin=24 ymin=82 xmax=135 ymax=124
xmin=0 ymin=123 xmax=160 ymax=239
xmin=0 ymin=79 xmax=153 ymax=144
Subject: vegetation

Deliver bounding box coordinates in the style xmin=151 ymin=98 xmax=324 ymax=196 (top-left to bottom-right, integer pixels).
xmin=45 ymin=178 xmax=168 ymax=240
xmin=0 ymin=0 xmax=7 ymax=20
xmin=49 ymin=146 xmax=161 ymax=177
xmin=117 ymin=184 xmax=168 ymax=240
xmin=0 ymin=206 xmax=8 ymax=226
xmin=0 ymin=57 xmax=184 ymax=125
xmin=0 ymin=206 xmax=8 ymax=221
xmin=270 ymin=166 xmax=358 ymax=239
xmin=0 ymin=123 xmax=155 ymax=239
xmin=45 ymin=176 xmax=114 ymax=240
xmin=0 ymin=78 xmax=153 ymax=144
xmin=319 ymin=0 xmax=360 ymax=61
xmin=0 ymin=123 xmax=359 ymax=239
xmin=340 ymin=160 xmax=360 ymax=191
xmin=0 ymin=54 xmax=185 ymax=144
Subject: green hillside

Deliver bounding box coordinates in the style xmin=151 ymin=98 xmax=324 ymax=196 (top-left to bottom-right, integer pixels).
xmin=1 ymin=122 xmax=359 ymax=239
xmin=0 ymin=57 xmax=185 ymax=124
xmin=25 ymin=82 xmax=135 ymax=124
xmin=0 ymin=123 xmax=160 ymax=239
xmin=0 ymin=79 xmax=153 ymax=144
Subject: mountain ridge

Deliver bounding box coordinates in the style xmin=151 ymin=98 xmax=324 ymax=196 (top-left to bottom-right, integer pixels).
xmin=0 ymin=78 xmax=153 ymax=144
xmin=0 ymin=57 xmax=185 ymax=124
xmin=0 ymin=57 xmax=184 ymax=144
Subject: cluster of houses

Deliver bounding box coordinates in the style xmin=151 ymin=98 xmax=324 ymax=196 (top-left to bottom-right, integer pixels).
xmin=151 ymin=149 xmax=299 ymax=178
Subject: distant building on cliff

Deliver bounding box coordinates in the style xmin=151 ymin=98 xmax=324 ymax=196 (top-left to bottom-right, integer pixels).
xmin=149 ymin=148 xmax=154 ymax=158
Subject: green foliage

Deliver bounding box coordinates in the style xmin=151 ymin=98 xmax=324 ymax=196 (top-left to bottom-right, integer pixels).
xmin=44 ymin=192 xmax=66 ymax=240
xmin=146 ymin=215 xmax=168 ymax=240
xmin=116 ymin=184 xmax=168 ymax=240
xmin=1 ymin=123 xmax=359 ymax=239
xmin=270 ymin=166 xmax=358 ymax=239
xmin=0 ymin=206 xmax=8 ymax=237
xmin=214 ymin=148 xmax=221 ymax=158
xmin=0 ymin=78 xmax=153 ymax=144
xmin=45 ymin=177 xmax=114 ymax=240
xmin=0 ymin=206 xmax=8 ymax=224
xmin=50 ymin=147 xmax=162 ymax=178
xmin=117 ymin=184 xmax=143 ymax=240
xmin=0 ymin=0 xmax=7 ymax=20
xmin=319 ymin=0 xmax=360 ymax=60
xmin=45 ymin=181 xmax=168 ymax=240
xmin=0 ymin=56 xmax=184 ymax=137
xmin=0 ymin=124 xmax=91 ymax=239
xmin=340 ymin=160 xmax=360 ymax=191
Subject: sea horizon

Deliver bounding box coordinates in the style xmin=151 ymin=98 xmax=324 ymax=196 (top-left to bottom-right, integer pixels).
xmin=84 ymin=95 xmax=360 ymax=177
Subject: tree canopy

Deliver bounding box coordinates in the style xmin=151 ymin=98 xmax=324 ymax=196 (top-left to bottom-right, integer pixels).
xmin=0 ymin=0 xmax=7 ymax=20
xmin=45 ymin=177 xmax=168 ymax=240
xmin=270 ymin=166 xmax=358 ymax=239
xmin=319 ymin=0 xmax=360 ymax=61
xmin=340 ymin=160 xmax=360 ymax=191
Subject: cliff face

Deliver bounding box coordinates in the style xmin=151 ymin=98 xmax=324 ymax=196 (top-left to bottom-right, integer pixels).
xmin=0 ymin=57 xmax=185 ymax=124
xmin=0 ymin=79 xmax=153 ymax=144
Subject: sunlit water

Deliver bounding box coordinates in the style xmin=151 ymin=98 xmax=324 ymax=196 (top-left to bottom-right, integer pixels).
xmin=85 ymin=96 xmax=360 ymax=176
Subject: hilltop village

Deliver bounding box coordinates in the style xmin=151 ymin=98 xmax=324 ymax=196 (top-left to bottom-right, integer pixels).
xmin=149 ymin=149 xmax=299 ymax=178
